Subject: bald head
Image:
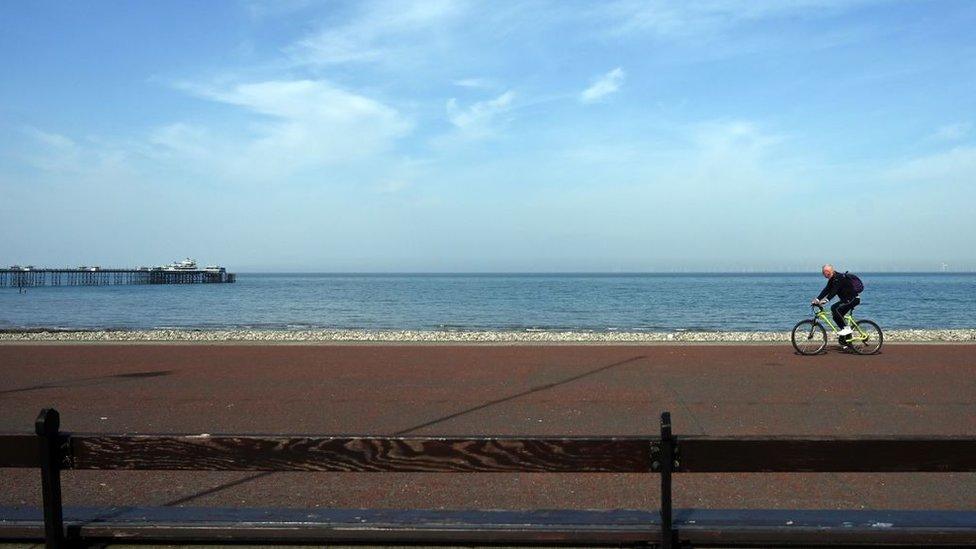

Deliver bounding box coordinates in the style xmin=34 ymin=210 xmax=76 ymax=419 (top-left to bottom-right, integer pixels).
xmin=822 ymin=264 xmax=835 ymax=278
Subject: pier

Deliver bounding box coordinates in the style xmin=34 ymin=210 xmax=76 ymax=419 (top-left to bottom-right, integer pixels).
xmin=0 ymin=268 xmax=235 ymax=288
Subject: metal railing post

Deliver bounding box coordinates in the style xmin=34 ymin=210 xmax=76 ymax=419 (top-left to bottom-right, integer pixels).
xmin=35 ymin=408 xmax=65 ymax=549
xmin=660 ymin=411 xmax=677 ymax=549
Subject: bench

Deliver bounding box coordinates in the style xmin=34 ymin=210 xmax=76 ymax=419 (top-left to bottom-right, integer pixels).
xmin=2 ymin=409 xmax=976 ymax=548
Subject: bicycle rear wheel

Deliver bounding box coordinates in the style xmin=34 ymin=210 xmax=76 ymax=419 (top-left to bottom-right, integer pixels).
xmin=791 ymin=320 xmax=827 ymax=355
xmin=850 ymin=319 xmax=883 ymax=355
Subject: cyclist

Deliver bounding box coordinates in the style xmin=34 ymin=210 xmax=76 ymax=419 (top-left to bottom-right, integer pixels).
xmin=811 ymin=264 xmax=860 ymax=342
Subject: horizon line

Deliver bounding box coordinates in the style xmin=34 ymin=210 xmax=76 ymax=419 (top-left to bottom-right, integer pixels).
xmin=231 ymin=270 xmax=976 ymax=275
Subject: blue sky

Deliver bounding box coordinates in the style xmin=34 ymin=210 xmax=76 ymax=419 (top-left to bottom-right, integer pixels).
xmin=1 ymin=0 xmax=974 ymax=272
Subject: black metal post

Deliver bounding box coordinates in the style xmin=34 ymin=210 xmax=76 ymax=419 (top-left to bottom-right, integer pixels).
xmin=36 ymin=408 xmax=65 ymax=549
xmin=660 ymin=411 xmax=676 ymax=549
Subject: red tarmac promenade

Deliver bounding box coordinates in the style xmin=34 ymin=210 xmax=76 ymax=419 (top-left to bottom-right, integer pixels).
xmin=1 ymin=343 xmax=974 ymax=510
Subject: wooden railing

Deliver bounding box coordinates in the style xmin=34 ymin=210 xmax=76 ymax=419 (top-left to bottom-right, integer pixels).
xmin=2 ymin=408 xmax=976 ymax=548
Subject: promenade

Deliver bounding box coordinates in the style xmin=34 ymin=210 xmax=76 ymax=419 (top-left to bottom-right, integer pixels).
xmin=1 ymin=344 xmax=974 ymax=510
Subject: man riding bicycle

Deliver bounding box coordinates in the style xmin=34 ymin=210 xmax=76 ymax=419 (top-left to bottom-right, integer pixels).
xmin=811 ymin=264 xmax=861 ymax=342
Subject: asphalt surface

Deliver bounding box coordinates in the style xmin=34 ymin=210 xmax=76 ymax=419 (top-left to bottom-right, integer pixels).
xmin=1 ymin=343 xmax=974 ymax=510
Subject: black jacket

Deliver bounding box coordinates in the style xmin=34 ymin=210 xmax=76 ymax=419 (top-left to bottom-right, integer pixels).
xmin=818 ymin=273 xmax=858 ymax=302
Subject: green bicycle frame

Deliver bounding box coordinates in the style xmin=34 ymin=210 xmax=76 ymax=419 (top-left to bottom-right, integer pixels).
xmin=814 ymin=305 xmax=869 ymax=341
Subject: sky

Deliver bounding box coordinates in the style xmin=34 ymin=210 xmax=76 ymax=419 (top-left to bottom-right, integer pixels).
xmin=1 ymin=0 xmax=974 ymax=272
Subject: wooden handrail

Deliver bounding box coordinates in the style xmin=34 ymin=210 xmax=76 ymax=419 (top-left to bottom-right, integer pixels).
xmin=4 ymin=432 xmax=976 ymax=472
xmin=677 ymin=436 xmax=976 ymax=472
xmin=70 ymin=435 xmax=653 ymax=472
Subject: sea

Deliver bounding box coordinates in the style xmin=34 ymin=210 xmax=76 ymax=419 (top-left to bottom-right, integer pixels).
xmin=1 ymin=273 xmax=974 ymax=332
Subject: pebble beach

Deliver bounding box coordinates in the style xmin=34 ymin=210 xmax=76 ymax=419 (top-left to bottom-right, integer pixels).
xmin=1 ymin=328 xmax=973 ymax=343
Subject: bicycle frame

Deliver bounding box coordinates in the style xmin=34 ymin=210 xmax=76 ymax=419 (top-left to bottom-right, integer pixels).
xmin=812 ymin=305 xmax=869 ymax=341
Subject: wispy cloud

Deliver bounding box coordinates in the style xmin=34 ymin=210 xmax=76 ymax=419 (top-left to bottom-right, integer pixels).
xmin=453 ymin=77 xmax=493 ymax=89
xmin=931 ymin=122 xmax=971 ymax=142
xmin=291 ymin=0 xmax=465 ymax=66
xmin=376 ymin=179 xmax=411 ymax=193
xmin=17 ymin=127 xmax=133 ymax=179
xmin=580 ymin=67 xmax=625 ymax=103
xmin=244 ymin=0 xmax=318 ymax=20
xmin=604 ymin=0 xmax=883 ymax=38
xmin=886 ymin=145 xmax=976 ymax=185
xmin=20 ymin=128 xmax=82 ymax=172
xmin=691 ymin=120 xmax=783 ymax=156
xmin=445 ymin=90 xmax=515 ymax=138
xmin=155 ymin=79 xmax=411 ymax=181
xmin=659 ymin=120 xmax=792 ymax=197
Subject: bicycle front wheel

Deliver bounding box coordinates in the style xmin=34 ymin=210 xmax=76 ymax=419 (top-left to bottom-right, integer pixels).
xmin=791 ymin=320 xmax=827 ymax=355
xmin=850 ymin=319 xmax=883 ymax=355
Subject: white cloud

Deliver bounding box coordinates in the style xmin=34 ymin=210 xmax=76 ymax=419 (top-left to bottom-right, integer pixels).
xmin=376 ymin=179 xmax=410 ymax=193
xmin=691 ymin=120 xmax=783 ymax=155
xmin=453 ymin=77 xmax=493 ymax=89
xmin=885 ymin=145 xmax=976 ymax=185
xmin=580 ymin=67 xmax=625 ymax=103
xmin=17 ymin=127 xmax=133 ymax=179
xmin=292 ymin=0 xmax=465 ymax=66
xmin=670 ymin=120 xmax=790 ymax=197
xmin=244 ymin=0 xmax=317 ymax=20
xmin=20 ymin=128 xmax=81 ymax=172
xmin=24 ymin=127 xmax=77 ymax=152
xmin=605 ymin=0 xmax=883 ymax=38
xmin=931 ymin=122 xmax=971 ymax=142
xmin=197 ymin=79 xmax=405 ymax=129
xmin=445 ymin=90 xmax=515 ymax=137
xmin=148 ymin=123 xmax=214 ymax=160
xmin=155 ymin=79 xmax=412 ymax=182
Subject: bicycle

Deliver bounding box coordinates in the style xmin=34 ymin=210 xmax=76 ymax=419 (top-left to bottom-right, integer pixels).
xmin=791 ymin=304 xmax=883 ymax=355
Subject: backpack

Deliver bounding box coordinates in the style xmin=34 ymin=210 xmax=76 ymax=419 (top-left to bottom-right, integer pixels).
xmin=846 ymin=272 xmax=864 ymax=293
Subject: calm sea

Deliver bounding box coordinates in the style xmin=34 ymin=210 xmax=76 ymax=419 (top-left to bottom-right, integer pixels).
xmin=1 ymin=273 xmax=973 ymax=332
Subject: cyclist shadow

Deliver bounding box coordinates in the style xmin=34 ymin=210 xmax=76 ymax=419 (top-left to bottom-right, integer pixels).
xmin=793 ymin=345 xmax=881 ymax=356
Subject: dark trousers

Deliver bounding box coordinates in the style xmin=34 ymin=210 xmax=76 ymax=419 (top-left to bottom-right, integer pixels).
xmin=831 ymin=297 xmax=860 ymax=328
